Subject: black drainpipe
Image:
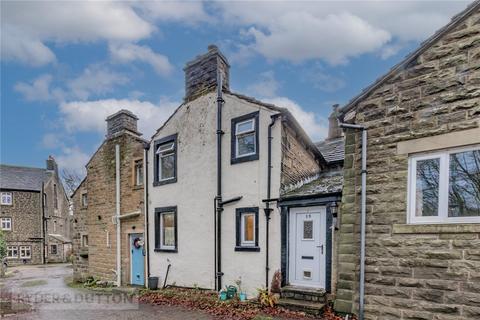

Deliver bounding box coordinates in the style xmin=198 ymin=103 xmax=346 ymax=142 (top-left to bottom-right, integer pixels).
xmin=264 ymin=114 xmax=280 ymax=289
xmin=215 ymin=71 xmax=225 ymax=291
xmin=41 ymin=182 xmax=46 ymax=264
xmin=143 ymin=142 xmax=151 ymax=282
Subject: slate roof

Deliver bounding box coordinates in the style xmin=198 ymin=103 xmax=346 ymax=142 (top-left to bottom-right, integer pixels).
xmin=315 ymin=137 xmax=345 ymax=164
xmin=281 ymin=168 xmax=343 ymax=199
xmin=0 ymin=164 xmax=48 ymax=191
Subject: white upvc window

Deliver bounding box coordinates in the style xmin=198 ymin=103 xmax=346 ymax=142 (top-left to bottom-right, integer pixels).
xmin=241 ymin=212 xmax=256 ymax=246
xmin=235 ymin=119 xmax=256 ymax=158
xmin=1 ymin=192 xmax=12 ymax=205
xmin=19 ymin=246 xmax=31 ymax=259
xmin=159 ymin=211 xmax=176 ymax=250
xmin=156 ymin=141 xmax=176 ymax=181
xmin=134 ymin=159 xmax=144 ymax=186
xmin=7 ymin=246 xmax=18 ymax=259
xmin=408 ymin=145 xmax=480 ymax=224
xmin=81 ymin=193 xmax=88 ymax=207
xmin=1 ymin=217 xmax=12 ymax=231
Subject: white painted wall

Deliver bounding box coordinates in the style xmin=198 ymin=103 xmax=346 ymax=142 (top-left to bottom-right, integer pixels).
xmin=148 ymin=92 xmax=282 ymax=297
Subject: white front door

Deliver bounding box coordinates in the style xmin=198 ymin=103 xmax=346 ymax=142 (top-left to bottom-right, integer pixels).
xmin=288 ymin=206 xmax=326 ymax=288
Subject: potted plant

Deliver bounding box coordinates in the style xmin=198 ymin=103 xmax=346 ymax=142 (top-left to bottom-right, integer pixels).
xmin=235 ymin=278 xmax=247 ymax=301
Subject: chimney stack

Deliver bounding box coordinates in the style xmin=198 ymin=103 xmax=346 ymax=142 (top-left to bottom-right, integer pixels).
xmin=184 ymin=45 xmax=230 ymax=102
xmin=327 ymin=104 xmax=342 ymax=140
xmin=46 ymin=155 xmax=58 ymax=175
xmin=105 ymin=109 xmax=141 ymax=139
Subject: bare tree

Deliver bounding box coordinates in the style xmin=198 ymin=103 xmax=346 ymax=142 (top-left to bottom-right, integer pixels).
xmin=62 ymin=169 xmax=83 ymax=196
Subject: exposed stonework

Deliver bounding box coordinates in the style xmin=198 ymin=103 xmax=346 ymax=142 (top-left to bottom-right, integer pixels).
xmin=335 ymin=6 xmax=480 ymax=320
xmin=0 ymin=190 xmax=43 ymax=265
xmin=72 ymin=113 xmax=146 ymax=285
xmin=184 ymin=44 xmax=230 ymax=102
xmin=281 ymin=123 xmax=321 ymax=191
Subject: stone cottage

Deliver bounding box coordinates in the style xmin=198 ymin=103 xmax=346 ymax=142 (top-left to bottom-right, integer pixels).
xmin=72 ymin=110 xmax=147 ymax=286
xmin=0 ymin=157 xmax=71 ymax=265
xmin=334 ymin=2 xmax=480 ymax=319
xmin=146 ymin=45 xmax=342 ymax=313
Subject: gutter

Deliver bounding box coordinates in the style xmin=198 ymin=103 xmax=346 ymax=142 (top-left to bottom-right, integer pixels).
xmin=41 ymin=182 xmax=46 ymax=264
xmin=339 ymin=123 xmax=367 ymax=320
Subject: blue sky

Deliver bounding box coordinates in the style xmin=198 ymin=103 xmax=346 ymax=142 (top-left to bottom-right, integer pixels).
xmin=0 ymin=1 xmax=471 ymax=176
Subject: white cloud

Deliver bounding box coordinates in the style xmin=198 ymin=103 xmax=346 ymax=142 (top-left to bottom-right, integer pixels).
xmin=305 ymin=66 xmax=346 ymax=92
xmin=264 ymin=97 xmax=328 ymax=141
xmin=246 ymin=71 xmax=280 ymax=98
xmin=109 ymin=43 xmax=174 ymax=76
xmin=67 ymin=65 xmax=129 ymax=100
xmin=133 ymin=1 xmax=210 ymax=23
xmin=41 ymin=133 xmax=63 ymax=149
xmin=14 ymin=74 xmax=54 ymax=101
xmin=2 ymin=1 xmax=153 ymax=66
xmin=59 ymin=98 xmax=179 ymax=138
xmin=215 ymin=1 xmax=469 ymax=64
xmin=55 ymin=146 xmax=90 ymax=177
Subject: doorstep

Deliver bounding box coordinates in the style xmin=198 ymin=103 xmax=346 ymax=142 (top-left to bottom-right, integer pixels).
xmin=279 ymin=285 xmax=327 ymax=316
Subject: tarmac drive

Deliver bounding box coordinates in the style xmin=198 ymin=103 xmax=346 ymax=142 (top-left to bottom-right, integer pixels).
xmin=0 ymin=263 xmax=213 ymax=320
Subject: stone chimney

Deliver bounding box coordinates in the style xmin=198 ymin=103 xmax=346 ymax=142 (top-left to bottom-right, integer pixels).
xmin=184 ymin=44 xmax=230 ymax=102
xmin=46 ymin=155 xmax=58 ymax=175
xmin=105 ymin=109 xmax=141 ymax=138
xmin=327 ymin=104 xmax=342 ymax=140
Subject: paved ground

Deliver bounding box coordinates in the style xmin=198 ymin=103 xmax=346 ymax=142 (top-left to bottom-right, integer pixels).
xmin=0 ymin=263 xmax=213 ymax=320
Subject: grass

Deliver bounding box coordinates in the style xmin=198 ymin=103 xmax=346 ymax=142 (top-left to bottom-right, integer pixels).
xmin=64 ymin=276 xmax=114 ymax=293
xmin=20 ymin=279 xmax=47 ymax=287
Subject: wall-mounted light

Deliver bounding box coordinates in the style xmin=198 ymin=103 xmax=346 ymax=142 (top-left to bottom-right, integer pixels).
xmin=330 ymin=201 xmax=339 ymax=217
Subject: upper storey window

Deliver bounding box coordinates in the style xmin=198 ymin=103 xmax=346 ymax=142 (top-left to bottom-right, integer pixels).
xmin=408 ymin=145 xmax=480 ymax=224
xmin=231 ymin=111 xmax=259 ymax=164
xmin=154 ymin=134 xmax=177 ymax=186
xmin=1 ymin=192 xmax=12 ymax=205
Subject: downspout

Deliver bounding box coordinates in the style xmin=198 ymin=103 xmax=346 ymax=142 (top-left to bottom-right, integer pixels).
xmin=339 ymin=123 xmax=367 ymax=320
xmin=264 ymin=114 xmax=280 ymax=288
xmin=143 ymin=143 xmax=151 ymax=287
xmin=41 ymin=183 xmax=46 ymax=264
xmin=215 ymin=71 xmax=225 ymax=291
xmin=115 ymin=144 xmax=121 ymax=287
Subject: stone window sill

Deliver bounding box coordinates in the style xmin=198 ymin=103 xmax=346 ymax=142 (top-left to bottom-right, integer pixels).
xmin=393 ymin=223 xmax=480 ymax=234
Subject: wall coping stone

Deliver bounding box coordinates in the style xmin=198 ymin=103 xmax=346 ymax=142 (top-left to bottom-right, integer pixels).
xmin=393 ymin=224 xmax=480 ymax=234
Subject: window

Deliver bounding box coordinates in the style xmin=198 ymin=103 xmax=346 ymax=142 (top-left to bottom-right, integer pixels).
xmin=7 ymin=246 xmax=18 ymax=259
xmin=303 ymin=220 xmax=314 ymax=240
xmin=1 ymin=218 xmax=12 ymax=231
xmin=81 ymin=234 xmax=89 ymax=247
xmin=235 ymin=207 xmax=259 ymax=251
xmin=81 ymin=193 xmax=88 ymax=207
xmin=53 ymin=221 xmax=57 ymax=233
xmin=19 ymin=246 xmax=31 ymax=259
xmin=231 ymin=112 xmax=260 ymax=164
xmin=50 ymin=244 xmax=58 ymax=255
xmin=408 ymin=146 xmax=480 ymax=224
xmin=154 ymin=134 xmax=177 ymax=186
xmin=134 ymin=159 xmax=144 ymax=186
xmin=155 ymin=207 xmax=177 ymax=252
xmin=1 ymin=192 xmax=12 ymax=205
xmin=54 ymin=184 xmax=58 ymax=209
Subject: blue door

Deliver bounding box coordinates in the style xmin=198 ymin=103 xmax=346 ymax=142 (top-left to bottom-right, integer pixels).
xmin=130 ymin=233 xmax=145 ymax=286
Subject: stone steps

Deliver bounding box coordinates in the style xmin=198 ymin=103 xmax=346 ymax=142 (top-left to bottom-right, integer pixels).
xmin=281 ymin=285 xmax=327 ymax=303
xmin=277 ymin=298 xmax=325 ymax=316
xmin=279 ymin=286 xmax=328 ymax=316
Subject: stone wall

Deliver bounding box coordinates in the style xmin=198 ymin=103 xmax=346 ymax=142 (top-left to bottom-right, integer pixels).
xmin=72 ymin=180 xmax=88 ymax=281
xmin=335 ymin=8 xmax=480 ymax=319
xmin=75 ymin=132 xmax=145 ymax=285
xmin=281 ymin=123 xmax=321 ymax=190
xmin=0 ymin=190 xmax=43 ymax=265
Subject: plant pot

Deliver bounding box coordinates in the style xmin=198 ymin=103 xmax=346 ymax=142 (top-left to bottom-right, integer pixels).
xmin=219 ymin=291 xmax=228 ymax=301
xmin=239 ymin=292 xmax=247 ymax=301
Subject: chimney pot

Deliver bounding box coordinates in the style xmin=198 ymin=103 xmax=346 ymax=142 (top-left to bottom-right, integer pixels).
xmin=105 ymin=109 xmax=141 ymax=138
xmin=184 ymin=45 xmax=230 ymax=102
xmin=327 ymin=104 xmax=342 ymax=140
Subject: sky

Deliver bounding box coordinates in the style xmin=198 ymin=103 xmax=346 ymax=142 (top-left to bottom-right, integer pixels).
xmin=0 ymin=0 xmax=472 ymax=177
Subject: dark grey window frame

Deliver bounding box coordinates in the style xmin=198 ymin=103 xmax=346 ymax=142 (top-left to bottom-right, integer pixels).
xmin=231 ymin=111 xmax=260 ymax=164
xmin=154 ymin=206 xmax=178 ymax=253
xmin=153 ymin=134 xmax=178 ymax=186
xmin=235 ymin=207 xmax=260 ymax=252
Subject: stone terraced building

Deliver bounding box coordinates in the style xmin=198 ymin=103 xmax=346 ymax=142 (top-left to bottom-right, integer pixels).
xmin=334 ymin=2 xmax=480 ymax=319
